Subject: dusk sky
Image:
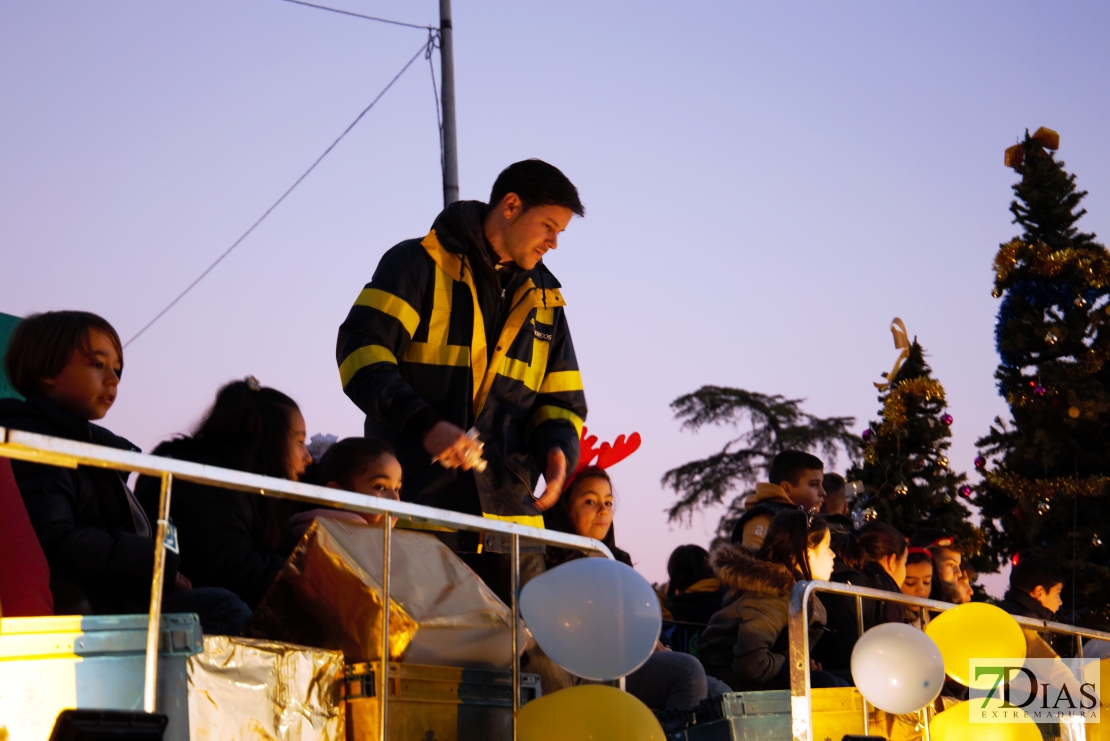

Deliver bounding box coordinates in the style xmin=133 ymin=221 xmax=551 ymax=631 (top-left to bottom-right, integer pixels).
xmin=3 ymin=1 xmax=1109 ymax=591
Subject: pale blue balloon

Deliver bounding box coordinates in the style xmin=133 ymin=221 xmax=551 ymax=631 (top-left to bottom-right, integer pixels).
xmin=851 ymin=622 xmax=946 ymax=714
xmin=519 ymin=557 xmax=661 ymax=680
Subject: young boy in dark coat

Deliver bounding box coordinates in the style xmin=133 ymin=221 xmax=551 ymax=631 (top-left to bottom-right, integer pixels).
xmin=0 ymin=311 xmax=250 ymax=633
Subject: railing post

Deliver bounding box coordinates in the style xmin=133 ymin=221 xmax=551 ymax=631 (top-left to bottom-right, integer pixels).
xmin=855 ymin=594 xmax=869 ymax=735
xmin=143 ymin=471 xmax=173 ymax=713
xmin=788 ymin=581 xmax=815 ymax=741
xmin=381 ymin=516 xmax=392 ymax=740
xmin=511 ymin=533 xmax=520 ymax=741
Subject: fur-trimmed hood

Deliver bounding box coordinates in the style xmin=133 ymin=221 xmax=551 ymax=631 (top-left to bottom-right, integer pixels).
xmin=711 ymin=543 xmax=796 ymax=598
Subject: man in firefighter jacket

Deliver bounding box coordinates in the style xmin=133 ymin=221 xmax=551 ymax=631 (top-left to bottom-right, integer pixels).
xmin=336 ymin=159 xmax=587 ymax=561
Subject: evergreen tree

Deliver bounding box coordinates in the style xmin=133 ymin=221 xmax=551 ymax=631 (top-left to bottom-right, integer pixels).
xmin=975 ymin=128 xmax=1110 ymax=626
xmin=662 ymin=386 xmax=860 ymax=534
xmin=846 ymin=323 xmax=984 ymax=565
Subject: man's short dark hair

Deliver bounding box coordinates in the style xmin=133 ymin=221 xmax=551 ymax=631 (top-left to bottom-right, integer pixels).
xmin=4 ymin=311 xmax=123 ymax=398
xmin=1010 ymin=557 xmax=1064 ymax=595
xmin=317 ymin=437 xmax=396 ymax=490
xmin=489 ymin=159 xmax=585 ymax=217
xmin=768 ymin=450 xmax=824 ymax=487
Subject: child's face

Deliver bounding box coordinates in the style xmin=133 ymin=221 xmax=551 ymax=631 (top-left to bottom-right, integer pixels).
xmin=902 ymin=561 xmax=933 ymax=598
xmin=347 ymin=453 xmax=403 ymax=520
xmin=806 ymin=529 xmax=835 ymax=581
xmin=1033 ymin=582 xmax=1064 ymax=613
xmin=955 ymin=574 xmax=973 ymax=604
xmin=568 ymin=477 xmax=614 ymax=542
xmin=41 ymin=329 xmax=121 ymax=420
xmin=934 ymin=547 xmax=962 ymax=583
xmin=285 ymin=408 xmax=312 ymax=481
xmin=782 ymin=468 xmax=825 ymax=512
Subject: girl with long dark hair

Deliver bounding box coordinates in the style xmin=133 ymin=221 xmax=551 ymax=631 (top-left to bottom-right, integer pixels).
xmin=699 ymin=509 xmax=845 ymax=691
xmin=137 ymin=378 xmax=313 ymax=609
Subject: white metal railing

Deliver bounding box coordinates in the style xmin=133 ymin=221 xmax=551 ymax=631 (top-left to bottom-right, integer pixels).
xmin=0 ymin=427 xmax=615 ymax=741
xmin=787 ymin=579 xmax=1110 ymax=741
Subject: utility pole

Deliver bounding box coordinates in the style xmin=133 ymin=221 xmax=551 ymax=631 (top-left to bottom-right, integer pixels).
xmin=439 ymin=0 xmax=459 ymax=206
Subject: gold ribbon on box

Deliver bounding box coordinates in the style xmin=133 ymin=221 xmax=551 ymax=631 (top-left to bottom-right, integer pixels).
xmin=875 ymin=317 xmax=911 ymax=391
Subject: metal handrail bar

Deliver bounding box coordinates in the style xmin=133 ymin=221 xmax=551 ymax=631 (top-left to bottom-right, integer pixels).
xmin=787 ymin=580 xmax=1110 ymax=741
xmin=0 ymin=427 xmax=616 ymax=741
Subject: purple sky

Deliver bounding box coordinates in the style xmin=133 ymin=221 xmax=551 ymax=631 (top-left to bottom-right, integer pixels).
xmin=3 ymin=1 xmax=1109 ymax=593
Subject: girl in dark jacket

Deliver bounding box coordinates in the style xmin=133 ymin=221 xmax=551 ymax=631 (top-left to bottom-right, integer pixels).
xmin=812 ymin=522 xmax=908 ymax=675
xmin=664 ymin=545 xmax=723 ymax=625
xmin=699 ymin=510 xmax=844 ymax=691
xmin=137 ymin=378 xmax=313 ymax=609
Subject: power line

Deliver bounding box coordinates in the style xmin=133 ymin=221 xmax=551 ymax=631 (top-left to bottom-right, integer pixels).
xmin=124 ymin=38 xmax=433 ymax=348
xmin=282 ymin=0 xmax=434 ymax=31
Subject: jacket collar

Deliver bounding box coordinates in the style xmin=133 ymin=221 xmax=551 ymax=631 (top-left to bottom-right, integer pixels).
xmin=1004 ymin=588 xmax=1055 ymax=620
xmin=711 ymin=544 xmax=797 ymax=598
xmin=0 ymin=395 xmax=138 ymax=452
xmin=746 ymin=482 xmax=795 ymax=507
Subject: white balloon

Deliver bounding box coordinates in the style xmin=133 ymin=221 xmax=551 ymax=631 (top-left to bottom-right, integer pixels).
xmin=850 ymin=622 xmax=946 ymax=714
xmin=519 ymin=557 xmax=661 ymax=680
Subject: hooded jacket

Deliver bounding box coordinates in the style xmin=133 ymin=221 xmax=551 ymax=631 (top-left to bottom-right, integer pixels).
xmin=812 ymin=561 xmax=905 ymax=673
xmin=336 ymin=201 xmax=586 ymax=534
xmin=730 ymin=483 xmax=800 ymax=550
xmin=665 ymin=577 xmax=724 ymax=625
xmin=698 ymin=544 xmax=827 ymax=690
xmin=0 ymin=395 xmax=180 ymax=612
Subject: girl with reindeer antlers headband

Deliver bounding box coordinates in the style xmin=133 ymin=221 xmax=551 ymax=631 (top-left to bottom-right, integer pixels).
xmin=542 ymin=427 xmax=735 ymax=711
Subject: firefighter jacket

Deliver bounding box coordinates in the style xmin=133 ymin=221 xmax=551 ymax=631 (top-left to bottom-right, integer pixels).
xmin=336 ymin=200 xmax=586 ymax=530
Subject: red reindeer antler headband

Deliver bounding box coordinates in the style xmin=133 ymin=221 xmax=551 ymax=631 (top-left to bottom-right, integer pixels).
xmin=566 ymin=426 xmax=642 ymax=489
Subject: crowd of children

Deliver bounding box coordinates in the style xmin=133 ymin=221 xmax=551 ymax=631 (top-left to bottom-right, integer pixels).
xmin=0 ymin=309 xmax=1088 ymax=716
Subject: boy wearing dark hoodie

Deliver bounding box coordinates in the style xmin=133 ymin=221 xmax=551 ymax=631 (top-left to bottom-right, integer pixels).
xmin=998 ymin=557 xmax=1077 ymax=695
xmin=730 ymin=451 xmax=825 ymax=550
xmin=0 ymin=311 xmax=250 ymax=633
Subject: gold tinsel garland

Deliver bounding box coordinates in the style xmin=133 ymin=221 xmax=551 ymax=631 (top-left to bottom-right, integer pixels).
xmin=993 ymin=238 xmax=1110 ymax=289
xmin=985 ymin=471 xmax=1110 ymax=499
xmin=879 ymin=377 xmax=945 ymax=432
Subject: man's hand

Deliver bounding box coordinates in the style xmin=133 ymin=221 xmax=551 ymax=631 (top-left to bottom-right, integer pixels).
xmin=533 ymin=448 xmax=567 ymax=512
xmin=424 ymin=421 xmax=485 ymax=470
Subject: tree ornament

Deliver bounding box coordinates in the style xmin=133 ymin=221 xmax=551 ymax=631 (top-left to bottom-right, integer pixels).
xmin=894 ymin=482 xmax=909 ymax=496
xmin=958 ymin=485 xmax=972 ymax=498
xmin=863 ymin=507 xmax=878 ymax=522
xmin=1045 ymin=329 xmax=1059 ymax=345
xmin=992 ymin=288 xmax=1002 ymax=298
xmin=938 ymin=455 xmax=949 ymax=468
xmin=941 ymin=414 xmax=953 ymax=426
xmin=1075 ymin=295 xmax=1088 ymax=308
xmin=974 ymin=455 xmax=987 ymax=469
xmin=1093 ymin=534 xmax=1103 ymax=548
xmin=1068 ymin=406 xmax=1081 ymax=419
xmin=1033 ymin=385 xmax=1047 ymax=396
xmin=1037 ymin=500 xmax=1051 ymax=515
xmin=861 ymin=429 xmax=872 ymax=441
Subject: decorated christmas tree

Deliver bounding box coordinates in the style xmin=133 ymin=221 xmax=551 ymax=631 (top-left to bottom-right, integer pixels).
xmin=847 ymin=319 xmax=983 ymax=563
xmin=975 ymin=127 xmax=1110 ymax=626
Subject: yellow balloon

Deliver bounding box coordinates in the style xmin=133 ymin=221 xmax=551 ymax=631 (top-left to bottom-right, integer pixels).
xmin=930 ymin=700 xmax=1041 ymax=741
xmin=518 ymin=685 xmax=666 ymax=741
xmin=925 ymin=602 xmax=1026 ymax=687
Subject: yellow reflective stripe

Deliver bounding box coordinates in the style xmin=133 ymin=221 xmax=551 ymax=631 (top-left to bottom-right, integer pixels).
xmin=428 ymin=266 xmax=453 ymax=345
xmin=354 ymin=288 xmax=420 ymax=338
xmin=535 ymin=307 xmax=555 ymax=324
xmin=339 ymin=345 xmax=397 ymax=387
xmin=476 ymin=281 xmax=540 ymax=414
xmin=539 ymin=370 xmax=583 ymax=394
xmin=527 ymin=405 xmax=585 ymax=438
xmin=402 ymin=342 xmax=470 ymax=367
xmin=420 ymin=230 xmax=487 ymax=398
xmin=482 ymin=512 xmax=546 ymax=529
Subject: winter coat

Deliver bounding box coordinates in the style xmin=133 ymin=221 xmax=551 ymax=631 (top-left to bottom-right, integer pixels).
xmin=336 ymin=200 xmax=586 ymax=539
xmin=0 ymin=396 xmax=179 ymax=612
xmin=729 ymin=483 xmax=800 ymax=549
xmin=812 ymin=561 xmax=905 ymax=673
xmin=135 ymin=437 xmax=298 ymax=609
xmin=699 ymin=544 xmax=827 ymax=690
xmin=665 ymin=578 xmax=724 ymax=625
